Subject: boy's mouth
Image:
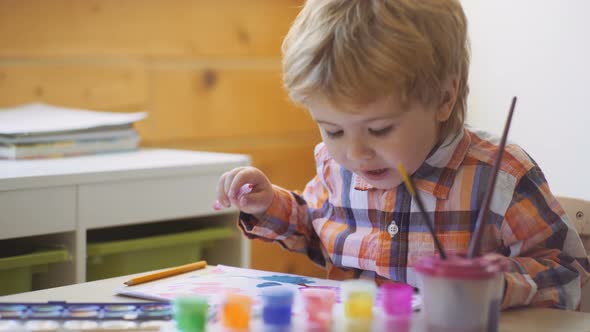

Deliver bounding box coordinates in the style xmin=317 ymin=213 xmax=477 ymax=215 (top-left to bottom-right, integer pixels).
xmin=361 ymin=168 xmax=389 ymax=180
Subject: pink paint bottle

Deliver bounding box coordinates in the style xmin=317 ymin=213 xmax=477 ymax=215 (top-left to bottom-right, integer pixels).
xmin=379 ymin=282 xmax=413 ymax=332
xmin=300 ymin=288 xmax=337 ymax=331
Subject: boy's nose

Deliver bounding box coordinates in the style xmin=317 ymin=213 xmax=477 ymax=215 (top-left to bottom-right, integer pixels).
xmin=347 ymin=139 xmax=375 ymax=161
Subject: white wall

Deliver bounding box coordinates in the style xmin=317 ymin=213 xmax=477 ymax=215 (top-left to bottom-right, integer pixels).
xmin=461 ymin=1 xmax=590 ymax=200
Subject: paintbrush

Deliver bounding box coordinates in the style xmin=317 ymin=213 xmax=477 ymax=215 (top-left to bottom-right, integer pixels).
xmin=397 ymin=163 xmax=447 ymax=259
xmin=467 ymin=97 xmax=517 ymax=258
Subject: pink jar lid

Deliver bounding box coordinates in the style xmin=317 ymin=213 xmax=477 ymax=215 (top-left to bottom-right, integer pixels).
xmin=414 ymin=255 xmax=507 ymax=280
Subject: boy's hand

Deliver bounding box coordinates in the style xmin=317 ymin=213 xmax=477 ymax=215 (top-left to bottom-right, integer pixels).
xmin=214 ymin=166 xmax=273 ymax=215
xmin=480 ymin=252 xmax=511 ymax=299
xmin=480 ymin=253 xmax=511 ymax=273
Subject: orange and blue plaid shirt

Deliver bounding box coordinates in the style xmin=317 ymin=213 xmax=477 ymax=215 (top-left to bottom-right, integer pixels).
xmin=239 ymin=128 xmax=590 ymax=310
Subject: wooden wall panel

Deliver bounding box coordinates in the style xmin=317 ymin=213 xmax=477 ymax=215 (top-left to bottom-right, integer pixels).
xmin=0 ymin=0 xmax=326 ymax=278
xmin=0 ymin=61 xmax=147 ymax=112
xmin=0 ymin=0 xmax=301 ymax=57
xmin=147 ymin=63 xmax=316 ymax=142
xmin=149 ymin=132 xmax=322 ymax=189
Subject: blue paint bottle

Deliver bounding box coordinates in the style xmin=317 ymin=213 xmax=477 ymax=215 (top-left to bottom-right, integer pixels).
xmin=261 ymin=286 xmax=294 ymax=329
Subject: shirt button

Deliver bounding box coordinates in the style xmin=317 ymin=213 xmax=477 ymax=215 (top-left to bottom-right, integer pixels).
xmin=387 ymin=222 xmax=399 ymax=238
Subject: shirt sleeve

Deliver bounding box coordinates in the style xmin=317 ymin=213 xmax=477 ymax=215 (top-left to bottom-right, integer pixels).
xmin=237 ymin=143 xmax=331 ymax=267
xmin=500 ymin=166 xmax=590 ymax=310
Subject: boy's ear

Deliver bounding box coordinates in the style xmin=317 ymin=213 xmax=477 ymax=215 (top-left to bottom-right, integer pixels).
xmin=436 ymin=77 xmax=459 ymax=122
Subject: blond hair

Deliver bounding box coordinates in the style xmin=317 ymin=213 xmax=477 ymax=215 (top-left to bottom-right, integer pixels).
xmin=282 ymin=0 xmax=469 ymax=139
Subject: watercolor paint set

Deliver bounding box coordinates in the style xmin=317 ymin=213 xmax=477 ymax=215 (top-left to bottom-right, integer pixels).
xmin=0 ymin=301 xmax=173 ymax=331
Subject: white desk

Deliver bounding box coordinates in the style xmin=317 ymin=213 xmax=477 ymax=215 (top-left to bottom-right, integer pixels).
xmin=0 ymin=149 xmax=250 ymax=286
xmin=1 ymin=268 xmax=589 ymax=332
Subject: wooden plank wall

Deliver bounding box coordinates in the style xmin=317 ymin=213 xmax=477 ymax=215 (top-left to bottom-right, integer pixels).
xmin=0 ymin=0 xmax=325 ymax=278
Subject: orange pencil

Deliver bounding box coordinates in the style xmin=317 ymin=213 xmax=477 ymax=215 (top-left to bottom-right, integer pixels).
xmin=123 ymin=260 xmax=207 ymax=286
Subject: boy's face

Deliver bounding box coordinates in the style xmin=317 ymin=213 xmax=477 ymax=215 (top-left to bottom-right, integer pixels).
xmin=307 ymin=95 xmax=449 ymax=190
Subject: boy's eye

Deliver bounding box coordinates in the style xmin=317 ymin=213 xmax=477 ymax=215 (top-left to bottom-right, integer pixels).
xmin=369 ymin=126 xmax=394 ymax=137
xmin=325 ymin=130 xmax=344 ymax=138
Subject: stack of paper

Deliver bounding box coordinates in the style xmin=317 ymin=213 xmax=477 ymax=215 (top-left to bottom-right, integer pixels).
xmin=0 ymin=103 xmax=147 ymax=160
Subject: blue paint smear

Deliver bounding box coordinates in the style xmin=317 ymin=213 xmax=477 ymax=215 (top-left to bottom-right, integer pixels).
xmin=259 ymin=275 xmax=315 ymax=285
xmin=256 ymin=282 xmax=282 ymax=288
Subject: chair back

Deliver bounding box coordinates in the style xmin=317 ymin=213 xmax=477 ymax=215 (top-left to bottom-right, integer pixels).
xmin=557 ymin=196 xmax=590 ymax=312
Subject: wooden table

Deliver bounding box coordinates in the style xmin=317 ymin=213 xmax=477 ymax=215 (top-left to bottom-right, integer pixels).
xmin=2 ymin=268 xmax=589 ymax=332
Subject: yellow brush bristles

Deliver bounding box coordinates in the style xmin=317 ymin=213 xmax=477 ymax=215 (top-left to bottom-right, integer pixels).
xmin=397 ymin=163 xmax=416 ymax=196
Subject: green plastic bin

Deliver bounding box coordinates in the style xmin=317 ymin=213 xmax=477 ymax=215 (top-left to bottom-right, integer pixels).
xmin=86 ymin=227 xmax=233 ymax=281
xmin=0 ymin=248 xmax=70 ymax=296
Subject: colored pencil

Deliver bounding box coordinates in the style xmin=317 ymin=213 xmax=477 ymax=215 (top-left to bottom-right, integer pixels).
xmin=123 ymin=260 xmax=207 ymax=286
xmin=467 ymin=97 xmax=517 ymax=258
xmin=397 ymin=163 xmax=447 ymax=259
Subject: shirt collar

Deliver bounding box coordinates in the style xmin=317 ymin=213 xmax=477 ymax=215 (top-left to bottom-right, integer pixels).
xmin=353 ymin=128 xmax=471 ymax=199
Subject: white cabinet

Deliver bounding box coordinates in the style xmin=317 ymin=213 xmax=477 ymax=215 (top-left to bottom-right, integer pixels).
xmin=78 ymin=174 xmax=223 ymax=229
xmin=0 ymin=149 xmax=250 ymax=285
xmin=0 ymin=187 xmax=76 ymax=239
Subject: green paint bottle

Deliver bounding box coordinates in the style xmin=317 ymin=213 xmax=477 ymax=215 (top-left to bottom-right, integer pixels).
xmin=173 ymin=296 xmax=208 ymax=332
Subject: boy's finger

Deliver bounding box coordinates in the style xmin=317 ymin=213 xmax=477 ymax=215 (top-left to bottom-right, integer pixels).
xmin=215 ymin=174 xmax=231 ymax=208
xmin=218 ymin=168 xmax=243 ymax=207
xmin=224 ymin=168 xmax=244 ymax=206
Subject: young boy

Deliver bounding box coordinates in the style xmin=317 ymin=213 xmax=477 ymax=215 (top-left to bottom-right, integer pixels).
xmin=215 ymin=0 xmax=589 ymax=310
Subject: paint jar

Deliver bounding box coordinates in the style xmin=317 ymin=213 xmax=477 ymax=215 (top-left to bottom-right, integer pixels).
xmin=100 ymin=321 xmax=137 ymax=329
xmin=220 ymin=293 xmax=253 ymax=331
xmin=0 ymin=320 xmax=23 ymax=331
xmin=0 ymin=305 xmax=26 ymax=319
xmin=63 ymin=320 xmax=100 ymax=330
xmin=378 ymin=282 xmax=413 ymax=332
xmin=338 ymin=279 xmax=377 ymax=332
xmin=173 ymin=296 xmax=208 ymax=332
xmin=24 ymin=320 xmax=60 ymax=331
xmin=300 ymin=288 xmax=337 ymax=331
xmin=140 ymin=303 xmax=172 ymax=318
xmin=341 ymin=279 xmax=376 ymax=319
xmin=415 ymin=255 xmax=506 ymax=332
xmin=29 ymin=304 xmax=63 ymax=318
xmin=67 ymin=305 xmax=100 ymax=318
xmin=261 ymin=286 xmax=294 ymax=329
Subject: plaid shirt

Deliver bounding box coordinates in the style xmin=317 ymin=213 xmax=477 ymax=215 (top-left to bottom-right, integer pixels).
xmin=239 ymin=128 xmax=590 ymax=310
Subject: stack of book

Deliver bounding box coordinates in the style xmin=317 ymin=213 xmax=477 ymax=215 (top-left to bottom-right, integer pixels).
xmin=0 ymin=103 xmax=146 ymax=160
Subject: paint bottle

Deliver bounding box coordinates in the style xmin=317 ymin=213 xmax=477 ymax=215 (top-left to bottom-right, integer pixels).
xmin=173 ymin=296 xmax=208 ymax=332
xmin=338 ymin=279 xmax=376 ymax=332
xmin=379 ymin=282 xmax=413 ymax=332
xmin=300 ymin=288 xmax=337 ymax=331
xmin=24 ymin=320 xmax=61 ymax=331
xmin=260 ymin=286 xmax=294 ymax=331
xmin=0 ymin=320 xmax=26 ymax=332
xmin=220 ymin=293 xmax=253 ymax=331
